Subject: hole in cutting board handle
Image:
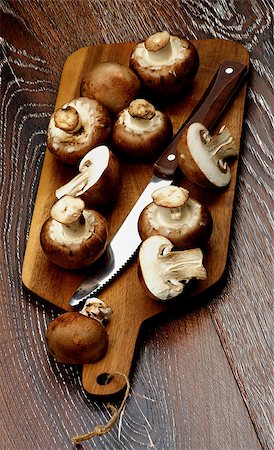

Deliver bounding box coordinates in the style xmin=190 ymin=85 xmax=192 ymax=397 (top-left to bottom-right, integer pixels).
xmin=97 ymin=373 xmax=112 ymax=385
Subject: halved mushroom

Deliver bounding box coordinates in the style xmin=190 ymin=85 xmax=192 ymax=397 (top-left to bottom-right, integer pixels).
xmin=47 ymin=97 xmax=111 ymax=165
xmin=80 ymin=62 xmax=141 ymax=115
xmin=55 ymin=145 xmax=122 ymax=209
xmin=138 ymin=185 xmax=213 ymax=248
xmin=177 ymin=122 xmax=239 ymax=188
xmin=138 ymin=235 xmax=207 ymax=301
xmin=130 ymin=31 xmax=199 ymax=98
xmin=112 ymin=99 xmax=173 ymax=160
xmin=40 ymin=195 xmax=108 ymax=269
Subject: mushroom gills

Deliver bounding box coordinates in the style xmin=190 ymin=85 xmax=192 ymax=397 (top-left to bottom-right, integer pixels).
xmin=139 ymin=236 xmax=207 ymax=301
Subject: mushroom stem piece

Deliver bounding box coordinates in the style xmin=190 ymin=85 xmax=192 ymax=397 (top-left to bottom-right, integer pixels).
xmin=54 ymin=106 xmax=81 ymax=134
xmin=138 ymin=236 xmax=207 ymax=301
xmin=178 ymin=122 xmax=239 ymax=188
xmin=80 ymin=298 xmax=113 ymax=323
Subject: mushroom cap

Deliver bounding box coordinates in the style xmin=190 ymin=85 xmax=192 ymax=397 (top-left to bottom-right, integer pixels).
xmin=46 ymin=311 xmax=108 ymax=364
xmin=177 ymin=122 xmax=237 ymax=188
xmin=55 ymin=145 xmax=122 ymax=210
xmin=80 ymin=62 xmax=141 ymax=114
xmin=112 ymin=99 xmax=173 ymax=160
xmin=130 ymin=33 xmax=199 ymax=98
xmin=47 ymin=97 xmax=112 ymax=165
xmin=138 ymin=235 xmax=207 ymax=301
xmin=138 ymin=186 xmax=213 ymax=249
xmin=40 ymin=208 xmax=108 ymax=269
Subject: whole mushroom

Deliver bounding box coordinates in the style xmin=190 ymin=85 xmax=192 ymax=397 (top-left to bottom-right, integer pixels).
xmin=80 ymin=62 xmax=141 ymax=115
xmin=112 ymin=99 xmax=173 ymax=160
xmin=130 ymin=31 xmax=199 ymax=99
xmin=55 ymin=145 xmax=122 ymax=209
xmin=47 ymin=97 xmax=111 ymax=165
xmin=40 ymin=195 xmax=108 ymax=269
xmin=177 ymin=122 xmax=239 ymax=188
xmin=138 ymin=185 xmax=213 ymax=249
xmin=46 ymin=298 xmax=112 ymax=364
xmin=138 ymin=235 xmax=207 ymax=301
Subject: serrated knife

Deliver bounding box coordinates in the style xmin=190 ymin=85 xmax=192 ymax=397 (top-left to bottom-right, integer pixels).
xmin=69 ymin=60 xmax=248 ymax=307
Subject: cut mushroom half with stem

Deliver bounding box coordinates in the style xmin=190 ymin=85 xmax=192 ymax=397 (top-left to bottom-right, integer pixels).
xmin=40 ymin=195 xmax=108 ymax=269
xmin=130 ymin=31 xmax=199 ymax=98
xmin=47 ymin=97 xmax=112 ymax=165
xmin=55 ymin=145 xmax=122 ymax=209
xmin=112 ymin=99 xmax=173 ymax=160
xmin=177 ymin=122 xmax=239 ymax=188
xmin=138 ymin=235 xmax=207 ymax=301
xmin=138 ymin=185 xmax=213 ymax=249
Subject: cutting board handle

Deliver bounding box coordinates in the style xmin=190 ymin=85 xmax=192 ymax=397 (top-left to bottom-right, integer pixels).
xmin=153 ymin=61 xmax=248 ymax=180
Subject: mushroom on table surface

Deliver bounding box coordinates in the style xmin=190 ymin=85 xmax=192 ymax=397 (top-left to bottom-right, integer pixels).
xmin=112 ymin=99 xmax=173 ymax=160
xmin=40 ymin=195 xmax=108 ymax=269
xmin=130 ymin=30 xmax=199 ymax=98
xmin=47 ymin=97 xmax=111 ymax=165
xmin=55 ymin=145 xmax=122 ymax=210
xmin=177 ymin=122 xmax=239 ymax=188
xmin=80 ymin=61 xmax=141 ymax=115
xmin=138 ymin=185 xmax=213 ymax=248
xmin=138 ymin=235 xmax=207 ymax=301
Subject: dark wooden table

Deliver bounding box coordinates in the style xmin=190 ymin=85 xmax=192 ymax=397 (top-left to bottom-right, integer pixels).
xmin=1 ymin=1 xmax=273 ymax=449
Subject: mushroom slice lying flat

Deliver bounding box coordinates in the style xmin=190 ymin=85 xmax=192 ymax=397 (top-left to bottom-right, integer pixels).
xmin=80 ymin=62 xmax=141 ymax=114
xmin=112 ymin=99 xmax=173 ymax=160
xmin=55 ymin=145 xmax=122 ymax=209
xmin=40 ymin=195 xmax=108 ymax=269
xmin=138 ymin=236 xmax=207 ymax=301
xmin=138 ymin=185 xmax=213 ymax=249
xmin=47 ymin=97 xmax=111 ymax=165
xmin=177 ymin=122 xmax=239 ymax=188
xmin=130 ymin=31 xmax=199 ymax=98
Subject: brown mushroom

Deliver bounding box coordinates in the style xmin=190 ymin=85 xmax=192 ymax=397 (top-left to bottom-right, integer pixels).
xmin=177 ymin=122 xmax=239 ymax=188
xmin=47 ymin=97 xmax=111 ymax=165
xmin=138 ymin=185 xmax=213 ymax=248
xmin=46 ymin=310 xmax=109 ymax=364
xmin=55 ymin=145 xmax=122 ymax=209
xmin=112 ymin=99 xmax=173 ymax=160
xmin=80 ymin=62 xmax=141 ymax=114
xmin=40 ymin=195 xmax=108 ymax=269
xmin=130 ymin=31 xmax=199 ymax=99
xmin=138 ymin=235 xmax=207 ymax=301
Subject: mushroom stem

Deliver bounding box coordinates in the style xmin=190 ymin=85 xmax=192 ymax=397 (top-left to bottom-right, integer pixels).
xmin=145 ymin=31 xmax=173 ymax=63
xmin=202 ymin=126 xmax=239 ymax=170
xmin=56 ymin=167 xmax=90 ymax=199
xmin=160 ymin=248 xmax=207 ymax=283
xmin=54 ymin=105 xmax=82 ymax=134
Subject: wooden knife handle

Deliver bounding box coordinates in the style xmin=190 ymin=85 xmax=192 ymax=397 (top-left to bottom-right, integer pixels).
xmin=153 ymin=60 xmax=248 ymax=180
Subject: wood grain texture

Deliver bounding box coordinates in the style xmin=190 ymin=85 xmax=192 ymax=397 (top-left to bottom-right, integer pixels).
xmin=1 ymin=0 xmax=273 ymax=449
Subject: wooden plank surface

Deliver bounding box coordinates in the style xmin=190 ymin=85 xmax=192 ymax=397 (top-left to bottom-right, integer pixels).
xmin=1 ymin=0 xmax=273 ymax=449
xmin=21 ymin=39 xmax=249 ymax=396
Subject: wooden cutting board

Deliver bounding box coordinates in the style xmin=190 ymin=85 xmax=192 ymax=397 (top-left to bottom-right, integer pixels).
xmin=22 ymin=39 xmax=249 ymax=396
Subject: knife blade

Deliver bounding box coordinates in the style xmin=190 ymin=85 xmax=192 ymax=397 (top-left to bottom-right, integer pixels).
xmin=69 ymin=60 xmax=248 ymax=307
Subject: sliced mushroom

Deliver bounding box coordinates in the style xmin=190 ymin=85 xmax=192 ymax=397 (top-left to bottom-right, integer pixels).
xmin=130 ymin=31 xmax=199 ymax=98
xmin=112 ymin=99 xmax=173 ymax=160
xmin=177 ymin=122 xmax=239 ymax=188
xmin=40 ymin=195 xmax=108 ymax=269
xmin=80 ymin=62 xmax=141 ymax=114
xmin=138 ymin=185 xmax=213 ymax=248
xmin=55 ymin=145 xmax=122 ymax=209
xmin=47 ymin=97 xmax=111 ymax=165
xmin=138 ymin=235 xmax=207 ymax=301
xmin=80 ymin=297 xmax=113 ymax=323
